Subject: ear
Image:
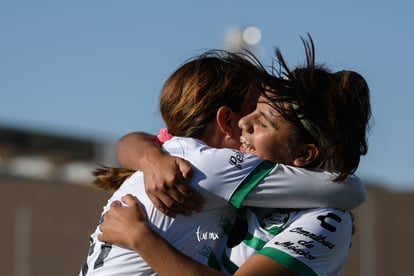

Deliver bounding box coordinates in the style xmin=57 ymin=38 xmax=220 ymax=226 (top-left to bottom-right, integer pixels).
xmin=293 ymin=144 xmax=319 ymax=167
xmin=216 ymin=106 xmax=237 ymax=137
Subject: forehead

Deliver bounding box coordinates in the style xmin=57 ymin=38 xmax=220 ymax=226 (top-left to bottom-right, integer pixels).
xmin=256 ymin=95 xmax=290 ymax=125
xmin=257 ymin=96 xmax=278 ymax=115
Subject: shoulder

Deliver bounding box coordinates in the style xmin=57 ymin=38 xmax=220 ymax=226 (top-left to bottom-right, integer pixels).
xmin=256 ymin=208 xmax=352 ymax=275
xmin=263 ymin=208 xmax=352 ymax=258
xmin=287 ymin=208 xmax=352 ymax=236
xmin=164 ymin=136 xmax=264 ymax=173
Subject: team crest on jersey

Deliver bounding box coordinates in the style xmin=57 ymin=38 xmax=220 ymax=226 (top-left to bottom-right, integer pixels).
xmin=261 ymin=212 xmax=289 ymax=232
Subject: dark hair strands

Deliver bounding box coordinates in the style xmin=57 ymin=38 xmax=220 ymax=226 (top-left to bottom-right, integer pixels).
xmin=264 ymin=33 xmax=371 ymax=181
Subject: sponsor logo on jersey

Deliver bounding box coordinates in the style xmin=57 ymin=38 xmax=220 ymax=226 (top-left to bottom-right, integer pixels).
xmin=317 ymin=212 xmax=341 ymax=232
xmin=195 ymin=226 xmax=220 ymax=242
xmin=273 ymin=241 xmax=316 ymax=260
xmin=290 ymin=227 xmax=335 ymax=249
xmin=228 ymin=150 xmax=244 ymax=169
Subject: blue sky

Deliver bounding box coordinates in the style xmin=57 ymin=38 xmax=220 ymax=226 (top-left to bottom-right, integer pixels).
xmin=1 ymin=1 xmax=413 ymax=190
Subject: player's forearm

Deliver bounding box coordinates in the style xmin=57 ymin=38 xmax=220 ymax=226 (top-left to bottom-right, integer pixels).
xmin=116 ymin=132 xmax=163 ymax=170
xmin=133 ymin=226 xmax=224 ymax=276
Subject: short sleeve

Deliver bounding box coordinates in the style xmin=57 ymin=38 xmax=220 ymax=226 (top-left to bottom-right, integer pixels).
xmin=257 ymin=209 xmax=352 ymax=276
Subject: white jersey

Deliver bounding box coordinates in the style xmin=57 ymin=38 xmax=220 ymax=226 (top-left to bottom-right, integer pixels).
xmin=80 ymin=136 xmax=364 ymax=275
xmin=222 ymin=208 xmax=352 ymax=276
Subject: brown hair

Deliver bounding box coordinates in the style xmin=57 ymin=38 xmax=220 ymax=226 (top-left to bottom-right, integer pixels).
xmin=160 ymin=50 xmax=269 ymax=138
xmin=264 ymin=34 xmax=372 ymax=181
xmin=92 ymin=166 xmax=135 ymax=192
xmin=93 ymin=50 xmax=269 ymax=191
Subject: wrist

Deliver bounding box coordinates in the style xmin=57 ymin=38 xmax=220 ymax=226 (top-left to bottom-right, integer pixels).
xmin=130 ymin=223 xmax=155 ymax=251
xmin=141 ymin=146 xmax=164 ymax=170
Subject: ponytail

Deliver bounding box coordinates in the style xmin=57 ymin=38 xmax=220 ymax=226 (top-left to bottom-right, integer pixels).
xmin=92 ymin=166 xmax=135 ymax=192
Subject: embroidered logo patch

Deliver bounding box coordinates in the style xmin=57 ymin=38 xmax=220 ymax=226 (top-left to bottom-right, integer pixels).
xmin=261 ymin=212 xmax=289 ymax=231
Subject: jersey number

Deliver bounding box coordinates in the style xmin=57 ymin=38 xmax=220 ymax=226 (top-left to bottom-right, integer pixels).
xmin=81 ymin=238 xmax=113 ymax=275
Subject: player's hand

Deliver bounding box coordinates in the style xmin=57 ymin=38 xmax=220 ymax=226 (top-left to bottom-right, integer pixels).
xmin=98 ymin=194 xmax=147 ymax=249
xmin=142 ymin=153 xmax=205 ymax=217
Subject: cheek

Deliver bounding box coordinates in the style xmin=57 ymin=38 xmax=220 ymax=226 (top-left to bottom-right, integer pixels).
xmin=263 ymin=143 xmax=281 ymax=162
xmin=254 ymin=135 xmax=278 ymax=161
xmin=257 ymin=133 xmax=290 ymax=163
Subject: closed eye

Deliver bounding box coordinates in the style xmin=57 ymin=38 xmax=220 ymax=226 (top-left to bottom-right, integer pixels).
xmin=257 ymin=118 xmax=267 ymax=128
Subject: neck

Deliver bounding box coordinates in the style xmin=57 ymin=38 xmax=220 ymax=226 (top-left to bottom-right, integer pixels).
xmin=198 ymin=122 xmax=226 ymax=148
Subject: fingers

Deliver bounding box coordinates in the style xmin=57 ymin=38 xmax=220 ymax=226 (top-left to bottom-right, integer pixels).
xmin=174 ymin=184 xmax=205 ymax=212
xmin=173 ymin=158 xmax=205 ymax=211
xmin=98 ymin=212 xmax=111 ymax=242
xmin=142 ymin=155 xmax=205 ymax=216
xmin=147 ymin=185 xmax=205 ymax=217
xmin=176 ymin=158 xmax=193 ymax=180
xmin=98 ymin=195 xmax=147 ymax=249
xmin=148 ymin=194 xmax=179 ymax=217
xmin=110 ymin=199 xmax=122 ymax=208
xmin=120 ymin=194 xmax=138 ymax=206
xmin=97 ymin=233 xmax=105 ymax=242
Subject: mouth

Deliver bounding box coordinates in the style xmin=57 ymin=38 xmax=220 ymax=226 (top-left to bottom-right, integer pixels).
xmin=240 ymin=136 xmax=255 ymax=153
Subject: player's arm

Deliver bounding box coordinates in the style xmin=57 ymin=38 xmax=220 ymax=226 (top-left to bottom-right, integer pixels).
xmin=98 ymin=194 xmax=223 ymax=276
xmin=231 ymin=163 xmax=366 ymax=211
xmin=116 ymin=131 xmax=203 ymax=217
xmin=99 ymin=194 xmax=297 ymax=276
xmin=117 ymin=132 xmax=365 ymax=215
xmin=116 ymin=131 xmax=161 ymax=170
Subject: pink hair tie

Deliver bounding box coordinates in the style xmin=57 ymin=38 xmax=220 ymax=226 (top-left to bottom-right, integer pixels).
xmin=156 ymin=128 xmax=173 ymax=145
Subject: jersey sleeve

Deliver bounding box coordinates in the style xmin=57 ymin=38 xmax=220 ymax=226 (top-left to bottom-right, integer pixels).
xmin=168 ymin=140 xmax=365 ymax=211
xmin=239 ymin=165 xmax=366 ymax=210
xmin=184 ymin=147 xmax=266 ymax=207
xmin=256 ymin=209 xmax=352 ymax=276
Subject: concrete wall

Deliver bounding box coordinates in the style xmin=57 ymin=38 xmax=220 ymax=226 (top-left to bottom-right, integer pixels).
xmin=1 ymin=179 xmax=413 ymax=276
xmin=0 ymin=179 xmax=111 ymax=276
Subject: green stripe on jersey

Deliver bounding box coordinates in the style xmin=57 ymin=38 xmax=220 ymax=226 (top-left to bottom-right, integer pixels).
xmin=207 ymin=252 xmax=221 ymax=271
xmin=243 ymin=231 xmax=266 ymax=250
xmin=221 ymin=232 xmax=268 ymax=274
xmin=258 ymin=247 xmax=317 ymax=276
xmin=221 ymin=251 xmax=239 ymax=275
xmin=229 ymin=161 xmax=275 ymax=208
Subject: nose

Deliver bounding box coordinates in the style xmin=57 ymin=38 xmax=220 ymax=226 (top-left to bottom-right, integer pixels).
xmin=238 ymin=113 xmax=253 ymax=134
